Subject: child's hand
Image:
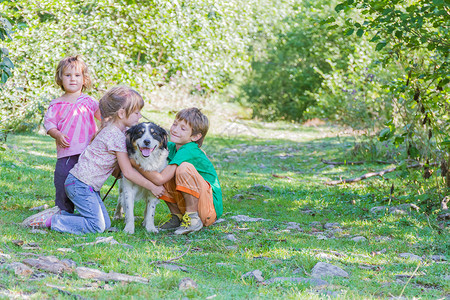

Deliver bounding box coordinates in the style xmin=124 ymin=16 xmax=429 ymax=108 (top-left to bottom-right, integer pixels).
xmin=151 ymin=185 xmax=165 ymax=198
xmin=55 ymin=132 xmax=70 ymax=148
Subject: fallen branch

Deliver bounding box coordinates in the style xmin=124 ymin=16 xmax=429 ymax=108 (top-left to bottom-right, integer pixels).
xmin=325 ymin=163 xmax=438 ymax=185
xmin=149 ymin=245 xmax=191 ymax=265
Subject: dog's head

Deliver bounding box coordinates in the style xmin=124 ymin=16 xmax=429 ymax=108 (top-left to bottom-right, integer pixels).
xmin=125 ymin=122 xmax=168 ymax=157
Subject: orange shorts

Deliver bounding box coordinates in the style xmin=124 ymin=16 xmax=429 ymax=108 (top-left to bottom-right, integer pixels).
xmin=160 ymin=162 xmax=216 ymax=226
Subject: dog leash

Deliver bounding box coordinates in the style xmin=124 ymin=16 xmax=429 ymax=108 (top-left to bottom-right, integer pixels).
xmin=102 ymin=177 xmax=119 ymax=202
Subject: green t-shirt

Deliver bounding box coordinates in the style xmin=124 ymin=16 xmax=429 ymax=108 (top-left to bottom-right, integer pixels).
xmin=168 ymin=141 xmax=223 ymax=219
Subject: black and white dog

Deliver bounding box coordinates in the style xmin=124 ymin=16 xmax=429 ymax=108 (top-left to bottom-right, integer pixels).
xmin=114 ymin=122 xmax=168 ymax=234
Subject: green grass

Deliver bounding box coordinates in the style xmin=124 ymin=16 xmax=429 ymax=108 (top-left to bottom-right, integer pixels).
xmin=0 ymin=120 xmax=449 ymax=299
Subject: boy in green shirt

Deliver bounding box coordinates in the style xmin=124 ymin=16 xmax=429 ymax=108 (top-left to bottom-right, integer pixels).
xmin=134 ymin=107 xmax=223 ymax=234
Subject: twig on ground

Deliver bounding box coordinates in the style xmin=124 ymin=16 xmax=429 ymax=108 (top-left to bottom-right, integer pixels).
xmin=149 ymin=245 xmax=191 ymax=265
xmin=399 ymin=262 xmax=421 ymax=298
xmin=325 ymin=162 xmax=438 ymax=185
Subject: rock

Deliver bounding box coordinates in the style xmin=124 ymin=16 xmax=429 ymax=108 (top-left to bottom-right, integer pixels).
xmin=22 ymin=256 xmax=74 ymax=274
xmin=242 ymin=269 xmax=264 ymax=282
xmin=398 ymin=253 xmax=422 ymax=261
xmin=310 ymin=221 xmax=321 ymax=227
xmin=232 ymin=194 xmax=244 ymax=200
xmin=389 ymin=208 xmax=407 ymax=215
xmin=7 ymin=262 xmax=33 ymax=276
xmin=437 ymin=213 xmax=450 ymax=220
xmin=311 ymin=262 xmax=349 ymax=278
xmin=351 ymin=236 xmax=367 ymax=242
xmin=251 ymin=184 xmax=273 ymax=192
xmin=76 ymin=267 xmax=148 ymax=283
xmin=316 ymin=234 xmax=328 ymax=240
xmin=264 ymin=277 xmax=328 ymax=287
xmin=430 ymin=255 xmax=446 ymax=262
xmin=286 ymin=222 xmax=303 ymax=231
xmin=324 ymin=223 xmax=340 ymax=229
xmin=178 ymin=277 xmax=198 ymax=291
xmin=214 ymin=218 xmax=227 ymax=224
xmin=230 ymin=215 xmax=270 ymax=222
xmin=225 ymin=234 xmax=237 ymax=242
xmin=370 ymin=206 xmax=387 ymax=214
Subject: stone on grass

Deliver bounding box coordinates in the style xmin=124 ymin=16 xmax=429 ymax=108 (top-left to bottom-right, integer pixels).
xmin=76 ymin=267 xmax=148 ymax=283
xmin=230 ymin=215 xmax=270 ymax=222
xmin=286 ymin=222 xmax=303 ymax=231
xmin=324 ymin=223 xmax=340 ymax=229
xmin=351 ymin=236 xmax=367 ymax=242
xmin=251 ymin=184 xmax=273 ymax=192
xmin=430 ymin=255 xmax=446 ymax=262
xmin=398 ymin=253 xmax=422 ymax=261
xmin=179 ymin=277 xmax=198 ymax=291
xmin=370 ymin=206 xmax=387 ymax=214
xmin=7 ymin=262 xmax=33 ymax=276
xmin=310 ymin=221 xmax=321 ymax=227
xmin=242 ymin=269 xmax=264 ymax=282
xmin=225 ymin=234 xmax=237 ymax=242
xmin=214 ymin=218 xmax=226 ymax=224
xmin=22 ymin=256 xmax=74 ymax=274
xmin=311 ymin=262 xmax=349 ymax=278
xmin=264 ymin=277 xmax=328 ymax=287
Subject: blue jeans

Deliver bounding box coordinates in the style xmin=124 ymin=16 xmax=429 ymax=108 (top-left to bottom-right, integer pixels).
xmin=51 ymin=173 xmax=111 ymax=235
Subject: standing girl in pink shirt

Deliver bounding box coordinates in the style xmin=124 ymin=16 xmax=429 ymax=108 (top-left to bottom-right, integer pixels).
xmin=44 ymin=55 xmax=101 ymax=213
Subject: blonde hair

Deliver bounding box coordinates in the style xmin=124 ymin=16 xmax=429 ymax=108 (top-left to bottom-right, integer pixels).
xmin=96 ymin=85 xmax=144 ymax=134
xmin=175 ymin=107 xmax=209 ymax=147
xmin=55 ymin=55 xmax=92 ymax=92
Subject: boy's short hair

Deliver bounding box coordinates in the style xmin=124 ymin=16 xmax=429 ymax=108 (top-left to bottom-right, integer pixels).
xmin=55 ymin=55 xmax=92 ymax=92
xmin=176 ymin=107 xmax=209 ymax=147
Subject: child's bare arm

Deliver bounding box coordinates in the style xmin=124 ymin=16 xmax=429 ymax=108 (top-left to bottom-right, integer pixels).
xmin=130 ymin=158 xmax=177 ymax=185
xmin=94 ymin=108 xmax=102 ymax=121
xmin=116 ymin=152 xmax=165 ymax=197
xmin=47 ymin=128 xmax=70 ymax=148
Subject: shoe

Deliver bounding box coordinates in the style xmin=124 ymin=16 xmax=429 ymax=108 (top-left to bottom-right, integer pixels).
xmin=174 ymin=212 xmax=203 ymax=235
xmin=159 ymin=214 xmax=181 ymax=230
xmin=21 ymin=206 xmax=61 ymax=228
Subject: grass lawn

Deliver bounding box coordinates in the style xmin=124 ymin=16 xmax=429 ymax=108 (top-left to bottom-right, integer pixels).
xmin=0 ymin=114 xmax=448 ymax=299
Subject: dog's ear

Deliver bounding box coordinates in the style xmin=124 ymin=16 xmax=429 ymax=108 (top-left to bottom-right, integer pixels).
xmin=125 ymin=125 xmax=137 ymax=155
xmin=160 ymin=127 xmax=168 ymax=150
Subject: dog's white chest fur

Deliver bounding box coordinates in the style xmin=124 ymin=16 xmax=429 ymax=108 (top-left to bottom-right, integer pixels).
xmin=114 ymin=122 xmax=168 ymax=234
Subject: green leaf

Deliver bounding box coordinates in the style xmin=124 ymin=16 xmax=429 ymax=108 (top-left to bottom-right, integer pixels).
xmin=2 ymin=57 xmax=13 ymax=69
xmin=356 ymin=29 xmax=364 ymax=37
xmin=1 ymin=71 xmax=8 ymax=84
xmin=375 ymin=41 xmax=387 ymax=51
xmin=335 ymin=3 xmax=346 ymax=12
xmin=345 ymin=28 xmax=354 ymax=36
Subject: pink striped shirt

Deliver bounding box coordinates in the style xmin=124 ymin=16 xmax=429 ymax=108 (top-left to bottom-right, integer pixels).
xmin=44 ymin=94 xmax=99 ymax=158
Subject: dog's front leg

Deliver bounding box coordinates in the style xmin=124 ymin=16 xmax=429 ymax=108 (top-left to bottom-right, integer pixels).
xmin=143 ymin=197 xmax=159 ymax=233
xmin=114 ymin=180 xmax=124 ymax=220
xmin=122 ymin=189 xmax=135 ymax=234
